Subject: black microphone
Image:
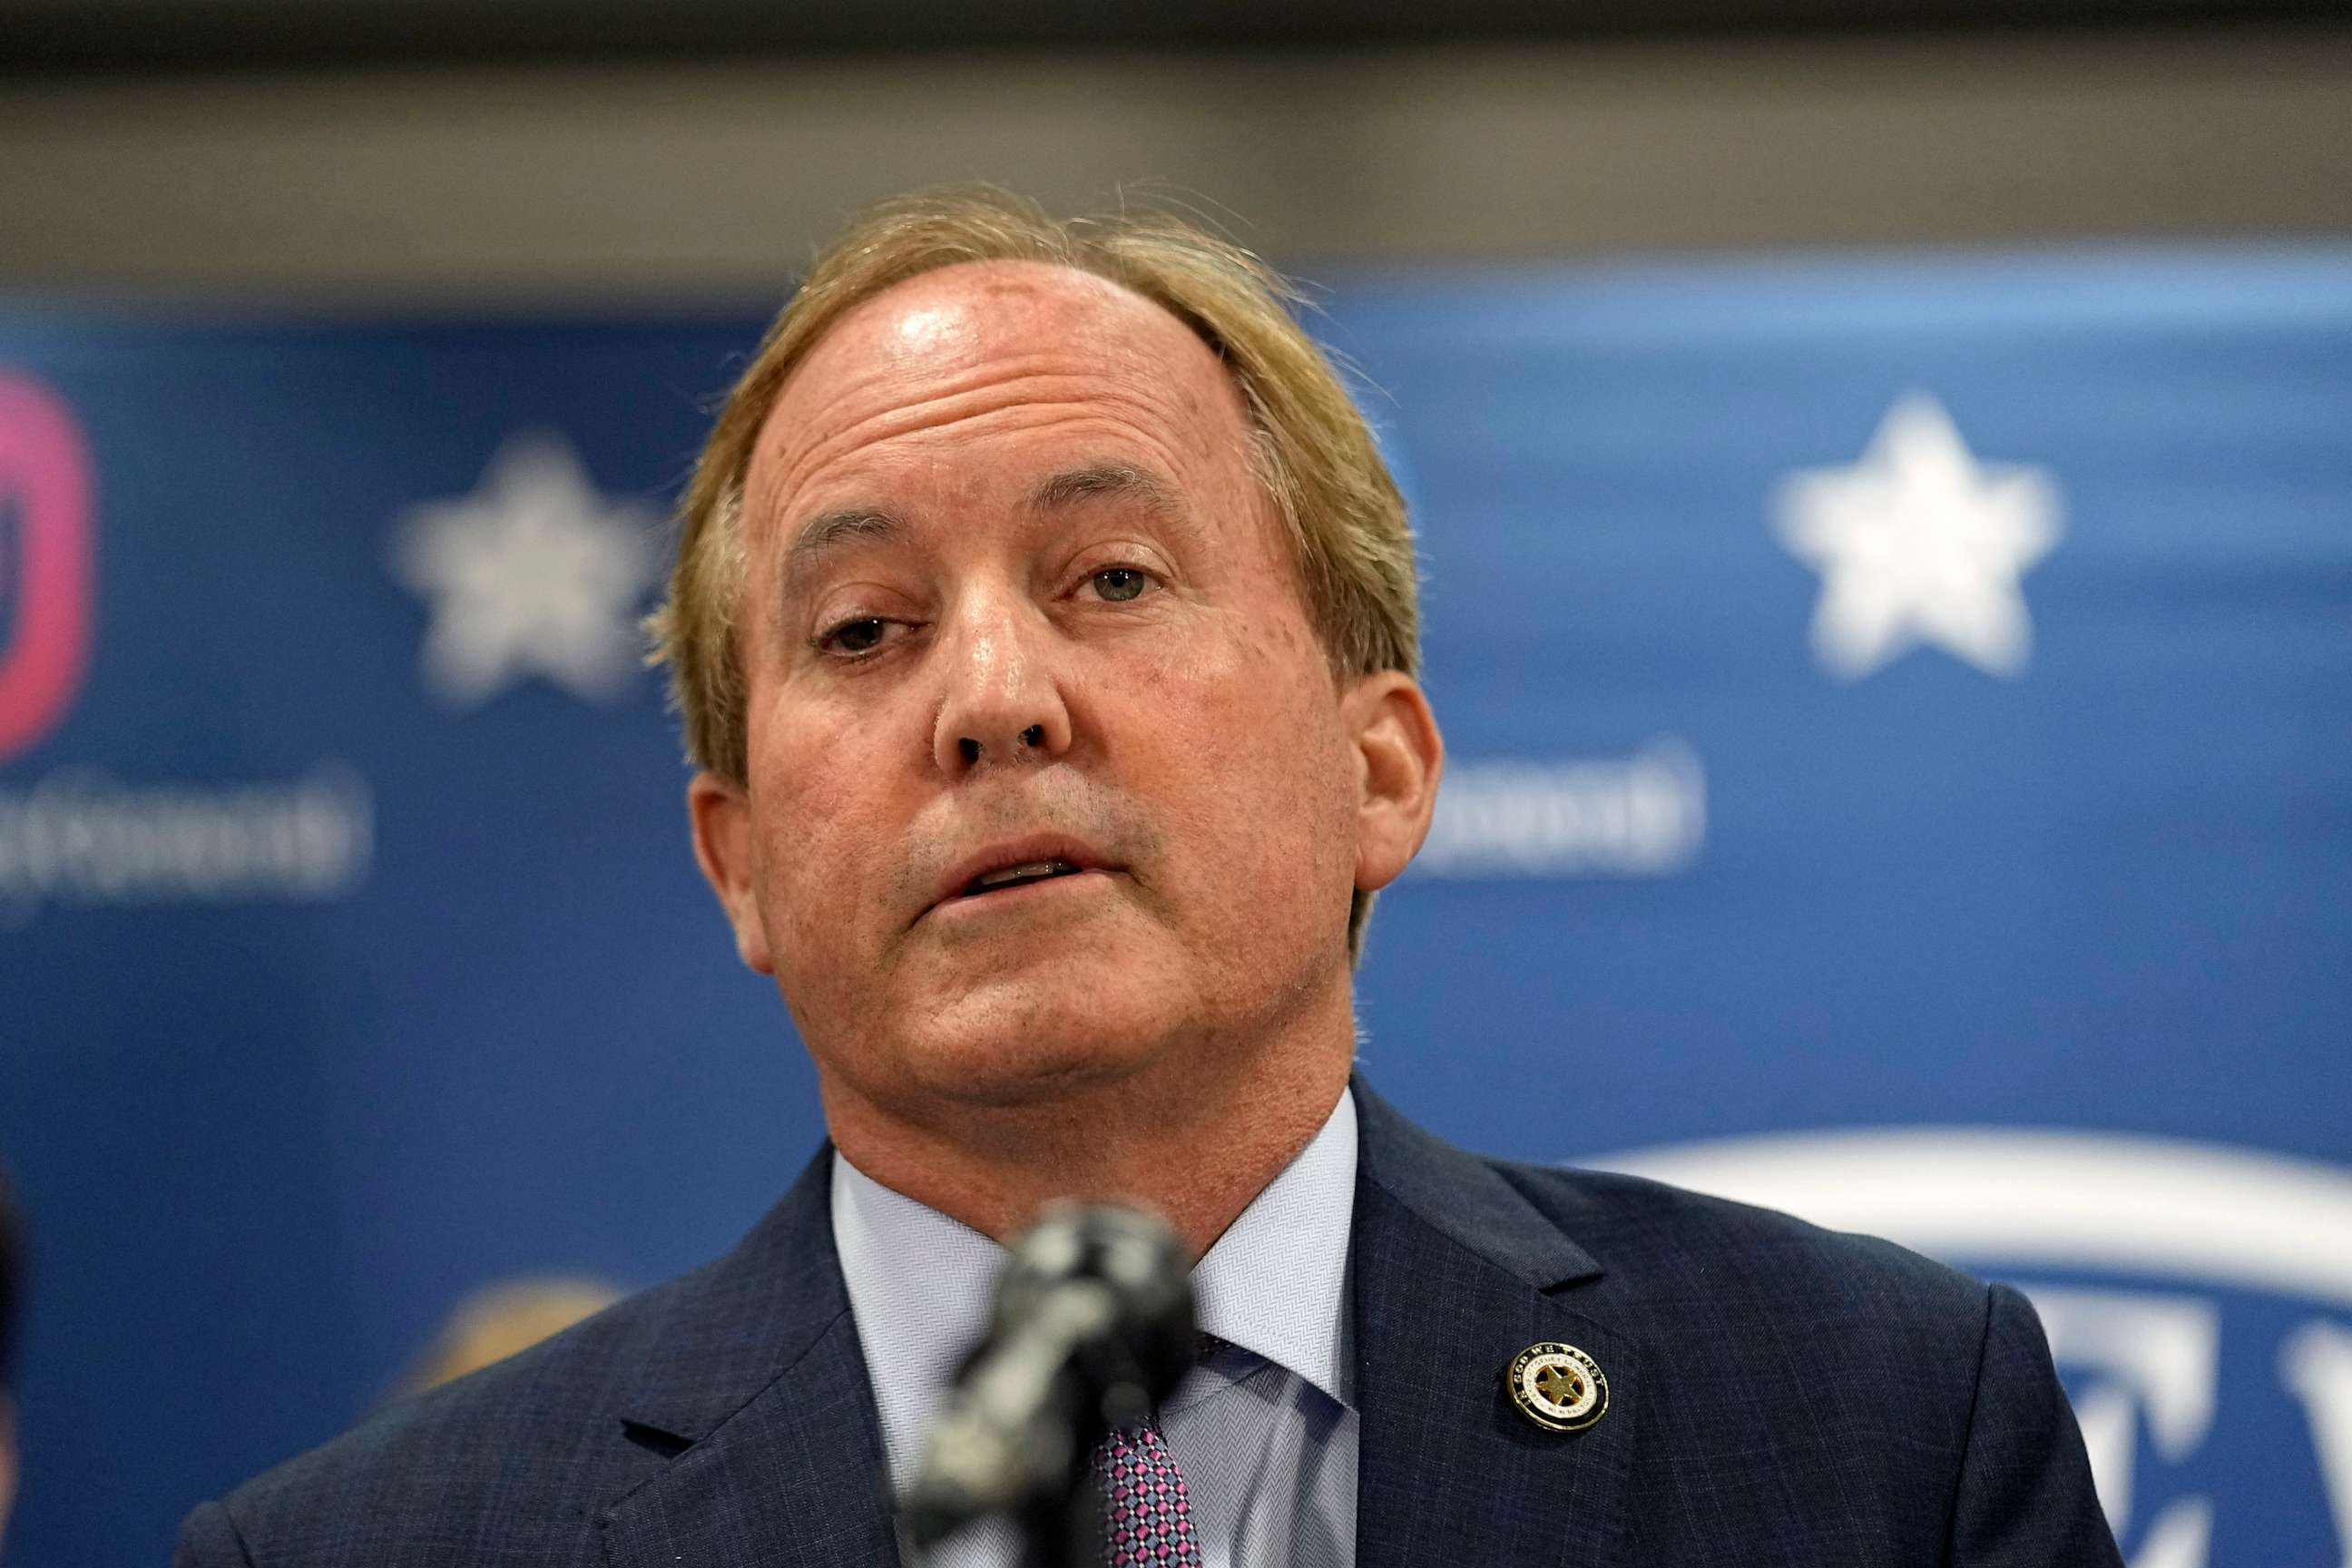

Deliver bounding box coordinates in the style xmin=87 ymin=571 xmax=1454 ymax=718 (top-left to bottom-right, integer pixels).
xmin=899 ymin=1201 xmax=1196 ymax=1562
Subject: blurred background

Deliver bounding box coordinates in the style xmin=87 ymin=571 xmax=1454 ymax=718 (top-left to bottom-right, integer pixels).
xmin=3 ymin=3 xmax=2349 ymax=1564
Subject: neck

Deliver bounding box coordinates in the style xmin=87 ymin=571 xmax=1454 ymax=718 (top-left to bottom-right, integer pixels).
xmin=819 ymin=1027 xmax=1355 ymax=1259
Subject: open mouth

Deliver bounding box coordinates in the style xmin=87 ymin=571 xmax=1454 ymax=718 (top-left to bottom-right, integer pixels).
xmin=923 ymin=839 xmax=1117 ymax=926
xmin=961 ymin=858 xmax=1086 ymax=897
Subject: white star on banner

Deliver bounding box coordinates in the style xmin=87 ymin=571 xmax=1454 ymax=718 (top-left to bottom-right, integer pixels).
xmin=391 ymin=432 xmax=661 ymax=707
xmin=1771 ymin=394 xmax=2063 ymax=681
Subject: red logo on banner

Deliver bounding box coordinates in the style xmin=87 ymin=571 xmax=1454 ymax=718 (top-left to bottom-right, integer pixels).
xmin=0 ymin=370 xmax=94 ymax=762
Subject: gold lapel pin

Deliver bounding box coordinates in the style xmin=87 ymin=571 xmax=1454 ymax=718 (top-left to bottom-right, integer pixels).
xmin=1505 ymin=1341 xmax=1608 ymax=1433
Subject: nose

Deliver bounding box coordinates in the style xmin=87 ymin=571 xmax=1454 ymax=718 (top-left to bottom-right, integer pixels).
xmin=930 ymin=588 xmax=1073 ymax=776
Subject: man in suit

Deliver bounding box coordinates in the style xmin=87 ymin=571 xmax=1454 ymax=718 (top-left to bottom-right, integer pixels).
xmin=178 ymin=191 xmax=2122 ymax=1566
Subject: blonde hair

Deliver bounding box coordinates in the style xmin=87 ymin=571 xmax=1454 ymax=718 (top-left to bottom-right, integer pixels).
xmin=649 ymin=189 xmax=1420 ymax=956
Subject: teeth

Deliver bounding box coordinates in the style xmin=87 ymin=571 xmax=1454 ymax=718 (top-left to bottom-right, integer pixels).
xmin=974 ymin=859 xmax=1072 ymax=890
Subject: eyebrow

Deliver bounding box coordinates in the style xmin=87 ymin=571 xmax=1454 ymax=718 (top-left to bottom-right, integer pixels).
xmin=773 ymin=461 xmax=1200 ymax=611
xmin=777 ymin=505 xmax=905 ymax=607
xmin=1026 ymin=461 xmax=1182 ymax=519
xmin=1028 ymin=461 xmax=1210 ymax=559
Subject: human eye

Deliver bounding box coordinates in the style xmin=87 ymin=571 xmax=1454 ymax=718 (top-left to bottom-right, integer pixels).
xmin=1083 ymin=565 xmax=1156 ymax=604
xmin=812 ymin=616 xmax=902 ymax=659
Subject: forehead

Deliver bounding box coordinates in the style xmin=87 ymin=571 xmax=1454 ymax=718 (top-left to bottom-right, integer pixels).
xmin=745 ymin=260 xmax=1254 ymax=530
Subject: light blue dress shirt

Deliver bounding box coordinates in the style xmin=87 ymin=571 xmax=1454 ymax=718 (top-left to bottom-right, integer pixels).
xmin=831 ymin=1087 xmax=1361 ymax=1568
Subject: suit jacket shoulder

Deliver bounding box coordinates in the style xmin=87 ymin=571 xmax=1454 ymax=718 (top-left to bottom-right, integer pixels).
xmin=176 ymin=1147 xmax=887 ymax=1568
xmin=1500 ymin=1152 xmax=1997 ymax=1348
xmin=1346 ymin=1084 xmax=2121 ymax=1567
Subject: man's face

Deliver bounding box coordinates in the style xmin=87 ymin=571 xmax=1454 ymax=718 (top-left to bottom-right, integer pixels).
xmin=691 ymin=260 xmax=1408 ymax=1118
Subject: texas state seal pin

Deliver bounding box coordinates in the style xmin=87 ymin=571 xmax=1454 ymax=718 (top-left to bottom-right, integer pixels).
xmin=1505 ymin=1341 xmax=1609 ymax=1433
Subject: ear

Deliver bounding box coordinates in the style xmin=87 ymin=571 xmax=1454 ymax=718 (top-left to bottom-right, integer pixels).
xmin=686 ymin=771 xmax=777 ymax=975
xmin=1340 ymin=671 xmax=1444 ymax=895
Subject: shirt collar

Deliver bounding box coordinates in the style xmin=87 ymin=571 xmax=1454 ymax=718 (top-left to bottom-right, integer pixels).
xmin=830 ymin=1149 xmax=1004 ymax=1489
xmin=1186 ymin=1085 xmax=1357 ymax=1411
xmin=830 ymin=1085 xmax=1360 ymax=1484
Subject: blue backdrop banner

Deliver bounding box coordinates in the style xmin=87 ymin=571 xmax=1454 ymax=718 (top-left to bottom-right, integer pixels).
xmin=2 ymin=248 xmax=2347 ymax=1567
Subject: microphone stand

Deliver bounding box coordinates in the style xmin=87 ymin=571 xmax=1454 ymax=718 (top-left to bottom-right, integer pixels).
xmin=1012 ymin=1465 xmax=1104 ymax=1568
xmin=898 ymin=1203 xmax=1193 ymax=1568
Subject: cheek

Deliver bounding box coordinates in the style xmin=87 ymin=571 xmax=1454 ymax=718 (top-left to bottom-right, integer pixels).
xmin=1134 ymin=615 xmax=1356 ymax=894
xmin=745 ymin=710 xmax=882 ymax=947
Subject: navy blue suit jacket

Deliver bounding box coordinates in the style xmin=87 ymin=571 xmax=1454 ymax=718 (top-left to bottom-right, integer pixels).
xmin=176 ymin=1083 xmax=2122 ymax=1565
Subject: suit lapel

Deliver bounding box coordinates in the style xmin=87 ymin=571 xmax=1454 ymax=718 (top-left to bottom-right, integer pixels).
xmin=600 ymin=1148 xmax=900 ymax=1568
xmin=1352 ymin=1083 xmax=1636 ymax=1568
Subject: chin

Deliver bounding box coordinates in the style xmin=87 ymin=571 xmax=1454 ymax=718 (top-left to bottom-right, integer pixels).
xmin=897 ymin=973 xmax=1188 ymax=1110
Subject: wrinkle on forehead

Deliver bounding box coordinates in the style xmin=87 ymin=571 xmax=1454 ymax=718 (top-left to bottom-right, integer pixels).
xmin=744 ymin=261 xmax=1251 ymax=548
xmin=764 ymin=379 xmax=1211 ymax=533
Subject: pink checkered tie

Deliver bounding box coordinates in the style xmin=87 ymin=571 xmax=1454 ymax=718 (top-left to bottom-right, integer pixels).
xmin=1092 ymin=1417 xmax=1202 ymax=1568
